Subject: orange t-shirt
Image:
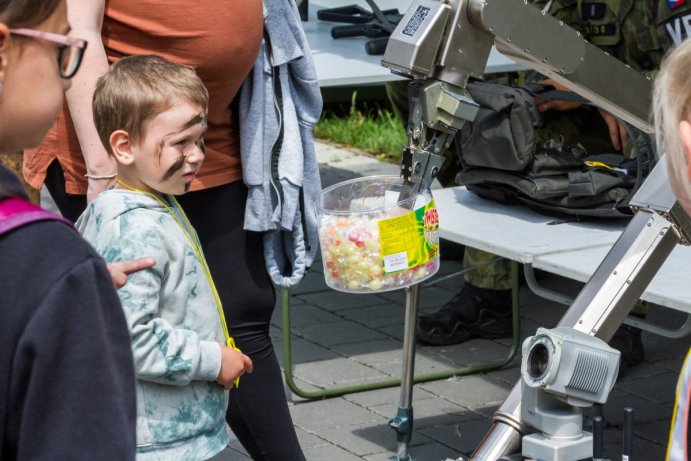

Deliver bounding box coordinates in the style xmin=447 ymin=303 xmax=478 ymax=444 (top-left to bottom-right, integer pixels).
xmin=25 ymin=0 xmax=263 ymax=194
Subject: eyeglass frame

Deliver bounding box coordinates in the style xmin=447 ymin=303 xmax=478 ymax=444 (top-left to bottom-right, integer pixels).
xmin=9 ymin=28 xmax=87 ymax=79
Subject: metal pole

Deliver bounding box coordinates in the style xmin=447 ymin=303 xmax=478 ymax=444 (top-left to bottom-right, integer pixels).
xmin=389 ymin=284 xmax=421 ymax=461
xmin=622 ymin=407 xmax=634 ymax=461
xmin=400 ymin=284 xmax=420 ymax=407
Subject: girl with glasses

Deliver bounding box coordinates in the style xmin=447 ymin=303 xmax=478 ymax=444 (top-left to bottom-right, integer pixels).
xmin=0 ymin=0 xmax=144 ymax=459
xmin=0 ymin=1 xmax=84 ymax=153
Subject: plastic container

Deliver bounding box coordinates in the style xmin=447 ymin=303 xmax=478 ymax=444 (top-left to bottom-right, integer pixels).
xmin=318 ymin=175 xmax=440 ymax=293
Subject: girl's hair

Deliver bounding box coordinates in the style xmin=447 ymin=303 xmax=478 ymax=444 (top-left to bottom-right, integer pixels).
xmin=0 ymin=164 xmax=29 ymax=201
xmin=653 ymin=40 xmax=691 ymax=213
xmin=92 ymin=54 xmax=209 ymax=155
xmin=0 ymin=0 xmax=61 ymax=28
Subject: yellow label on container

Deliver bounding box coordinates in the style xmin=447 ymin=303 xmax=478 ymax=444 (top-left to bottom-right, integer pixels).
xmin=378 ymin=200 xmax=439 ymax=273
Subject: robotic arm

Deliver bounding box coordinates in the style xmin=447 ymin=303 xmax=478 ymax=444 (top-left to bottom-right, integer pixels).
xmin=381 ymin=1 xmax=691 ymax=459
xmin=382 ymin=0 xmax=653 ymax=200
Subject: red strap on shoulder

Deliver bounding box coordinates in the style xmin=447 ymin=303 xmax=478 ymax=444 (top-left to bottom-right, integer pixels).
xmin=0 ymin=198 xmax=74 ymax=235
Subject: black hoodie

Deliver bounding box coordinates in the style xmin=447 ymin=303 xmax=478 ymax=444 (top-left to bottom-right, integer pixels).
xmin=0 ymin=166 xmax=136 ymax=460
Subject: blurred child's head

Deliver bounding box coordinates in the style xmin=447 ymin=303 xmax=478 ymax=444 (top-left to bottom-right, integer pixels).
xmin=93 ymin=54 xmax=209 ymax=195
xmin=654 ymin=39 xmax=691 ymax=216
xmin=0 ymin=0 xmax=83 ymax=153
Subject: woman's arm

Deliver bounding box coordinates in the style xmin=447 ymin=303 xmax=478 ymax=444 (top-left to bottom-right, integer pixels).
xmin=65 ymin=0 xmax=114 ymax=202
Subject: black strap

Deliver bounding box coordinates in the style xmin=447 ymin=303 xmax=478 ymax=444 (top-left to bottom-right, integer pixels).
xmin=0 ymin=197 xmax=73 ymax=236
xmin=316 ymin=5 xmax=399 ymax=24
xmin=521 ymin=82 xmax=591 ymax=105
xmin=264 ymin=31 xmax=285 ymax=209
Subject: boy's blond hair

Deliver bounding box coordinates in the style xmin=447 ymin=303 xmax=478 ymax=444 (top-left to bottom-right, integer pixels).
xmin=93 ymin=54 xmax=209 ymax=155
xmin=654 ymin=40 xmax=691 ymax=214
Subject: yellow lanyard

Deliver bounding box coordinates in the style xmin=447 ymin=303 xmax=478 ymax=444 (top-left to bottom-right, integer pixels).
xmin=115 ymin=179 xmax=242 ymax=386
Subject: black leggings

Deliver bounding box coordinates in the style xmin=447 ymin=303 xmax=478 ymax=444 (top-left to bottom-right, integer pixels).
xmin=44 ymin=160 xmax=87 ymax=223
xmin=46 ymin=168 xmax=305 ymax=460
xmin=176 ymin=182 xmax=305 ymax=461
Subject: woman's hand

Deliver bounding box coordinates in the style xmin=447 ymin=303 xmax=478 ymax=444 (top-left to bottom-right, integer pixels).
xmin=535 ymin=78 xmax=628 ymax=152
xmin=534 ymin=78 xmax=583 ymax=112
xmin=598 ymin=108 xmax=628 ymax=152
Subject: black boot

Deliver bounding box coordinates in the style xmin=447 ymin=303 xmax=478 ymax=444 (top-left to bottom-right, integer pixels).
xmin=416 ymin=284 xmax=512 ymax=346
xmin=609 ymin=323 xmax=645 ymax=378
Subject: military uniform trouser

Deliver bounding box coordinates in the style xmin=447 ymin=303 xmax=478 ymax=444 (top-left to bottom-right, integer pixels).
xmin=462 ymin=247 xmax=513 ymax=290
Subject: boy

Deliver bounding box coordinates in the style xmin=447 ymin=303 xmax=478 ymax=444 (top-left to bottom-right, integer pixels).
xmin=77 ymin=54 xmax=253 ymax=461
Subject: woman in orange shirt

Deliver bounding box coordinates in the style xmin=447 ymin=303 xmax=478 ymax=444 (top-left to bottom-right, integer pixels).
xmin=26 ymin=1 xmax=305 ymax=459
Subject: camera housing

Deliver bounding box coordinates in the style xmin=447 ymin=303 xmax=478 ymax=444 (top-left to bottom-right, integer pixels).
xmin=520 ymin=327 xmax=620 ymax=461
xmin=522 ymin=326 xmax=620 ymax=407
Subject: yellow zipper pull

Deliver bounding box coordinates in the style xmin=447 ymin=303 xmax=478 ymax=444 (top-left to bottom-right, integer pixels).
xmin=584 ymin=160 xmax=614 ymax=170
xmin=584 ymin=160 xmax=629 ymax=175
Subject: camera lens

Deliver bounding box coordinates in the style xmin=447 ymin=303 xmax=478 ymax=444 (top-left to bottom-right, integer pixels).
xmin=527 ymin=339 xmax=552 ymax=380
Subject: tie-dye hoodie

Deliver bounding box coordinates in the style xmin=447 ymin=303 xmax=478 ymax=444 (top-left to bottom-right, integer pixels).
xmin=77 ymin=189 xmax=229 ymax=461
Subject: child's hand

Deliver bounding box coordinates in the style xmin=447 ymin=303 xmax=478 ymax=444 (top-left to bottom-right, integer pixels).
xmin=216 ymin=345 xmax=253 ymax=389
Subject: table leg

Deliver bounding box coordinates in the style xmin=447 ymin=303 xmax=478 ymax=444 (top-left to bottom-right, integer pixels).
xmin=280 ymin=260 xmax=521 ymax=400
xmin=524 ymin=263 xmax=691 ymax=338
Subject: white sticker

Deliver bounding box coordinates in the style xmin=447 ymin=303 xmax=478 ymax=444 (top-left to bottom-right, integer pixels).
xmin=383 ymin=251 xmax=408 ymax=273
xmin=403 ymin=6 xmax=430 ymax=37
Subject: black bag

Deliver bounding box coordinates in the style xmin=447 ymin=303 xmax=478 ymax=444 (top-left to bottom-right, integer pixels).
xmin=458 ymin=81 xmax=541 ymax=172
xmin=455 ymin=81 xmax=655 ymax=219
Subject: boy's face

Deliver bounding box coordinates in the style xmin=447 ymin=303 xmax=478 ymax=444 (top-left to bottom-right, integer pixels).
xmin=125 ymin=100 xmax=207 ymax=196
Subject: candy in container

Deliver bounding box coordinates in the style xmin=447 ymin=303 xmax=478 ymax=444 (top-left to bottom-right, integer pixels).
xmin=317 ymin=176 xmax=440 ymax=293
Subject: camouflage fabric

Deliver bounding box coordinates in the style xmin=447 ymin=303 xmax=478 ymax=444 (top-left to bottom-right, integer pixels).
xmin=462 ymin=247 xmax=513 ymax=290
xmin=534 ymin=107 xmax=615 ymax=153
xmin=656 ymin=0 xmax=691 ymax=48
xmin=527 ymin=0 xmax=665 ymax=155
xmin=532 ymin=0 xmax=664 ymax=72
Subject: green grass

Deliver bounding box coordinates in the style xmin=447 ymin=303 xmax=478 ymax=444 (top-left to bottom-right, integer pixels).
xmin=314 ymin=91 xmax=406 ymax=163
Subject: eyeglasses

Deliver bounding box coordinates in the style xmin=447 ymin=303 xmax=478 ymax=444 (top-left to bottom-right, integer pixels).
xmin=9 ymin=28 xmax=88 ymax=79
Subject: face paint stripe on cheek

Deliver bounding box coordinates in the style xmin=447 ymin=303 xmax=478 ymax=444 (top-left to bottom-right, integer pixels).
xmin=161 ymin=154 xmax=185 ymax=182
xmin=157 ymin=139 xmax=165 ymax=162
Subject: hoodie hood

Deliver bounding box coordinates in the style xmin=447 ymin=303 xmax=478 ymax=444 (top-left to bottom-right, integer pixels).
xmin=76 ymin=189 xmax=169 ymax=235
